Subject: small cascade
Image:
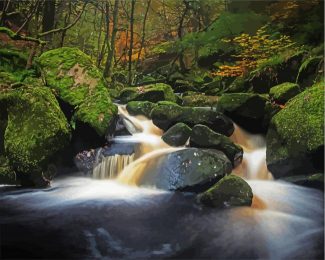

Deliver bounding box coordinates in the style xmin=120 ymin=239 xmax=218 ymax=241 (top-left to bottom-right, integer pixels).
xmin=93 ymin=154 xmax=135 ymax=179
xmin=230 ymin=124 xmax=273 ymax=180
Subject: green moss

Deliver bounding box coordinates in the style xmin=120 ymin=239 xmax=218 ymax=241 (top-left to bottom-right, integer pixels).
xmin=38 ymin=47 xmax=117 ymax=136
xmin=126 ymin=101 xmax=157 ymax=118
xmin=4 ymin=86 xmax=71 ymax=174
xmin=197 ymin=174 xmax=253 ymax=208
xmin=266 ymin=81 xmax=324 ymax=177
xmin=269 ymin=82 xmax=301 ymax=103
xmin=0 ymin=155 xmax=16 ymax=184
xmin=119 ymin=83 xmax=177 ymax=103
xmin=296 ymin=56 xmax=324 ymax=88
xmin=182 ymin=94 xmax=219 ymax=107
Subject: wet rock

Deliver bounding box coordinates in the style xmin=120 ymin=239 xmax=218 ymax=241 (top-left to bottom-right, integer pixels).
xmin=119 ymin=83 xmax=177 ymax=103
xmin=151 ymin=103 xmax=234 ymax=136
xmin=126 ymin=101 xmax=157 ymax=118
xmin=143 ymin=148 xmax=232 ymax=192
xmin=217 ymin=93 xmax=267 ymax=133
xmin=269 ymin=82 xmax=301 ymax=104
xmin=266 ymin=82 xmax=324 ymax=178
xmin=182 ymin=94 xmax=219 ymax=107
xmin=190 ymin=124 xmax=243 ymax=167
xmin=162 ymin=123 xmax=192 ymax=147
xmin=280 ymin=173 xmax=324 ymax=191
xmin=197 ymin=175 xmax=253 ymax=208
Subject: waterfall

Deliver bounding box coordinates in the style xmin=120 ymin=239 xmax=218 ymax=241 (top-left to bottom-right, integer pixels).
xmin=93 ymin=154 xmax=135 ymax=179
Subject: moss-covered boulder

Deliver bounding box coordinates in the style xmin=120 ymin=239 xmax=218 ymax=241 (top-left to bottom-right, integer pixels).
xmin=266 ymin=82 xmax=324 ymax=178
xmin=190 ymin=124 xmax=243 ymax=167
xmin=38 ymin=47 xmax=117 ymax=136
xmin=197 ymin=175 xmax=253 ymax=208
xmin=296 ymin=56 xmax=324 ymax=89
xmin=217 ymin=93 xmax=267 ymax=133
xmin=3 ymin=86 xmax=71 ymax=185
xmin=140 ymin=148 xmax=232 ymax=192
xmin=172 ymin=80 xmax=198 ymax=93
xmin=126 ymin=101 xmax=157 ymax=118
xmin=119 ymin=83 xmax=177 ymax=103
xmin=161 ymin=123 xmax=191 ymax=147
xmin=269 ymin=82 xmax=301 ymax=104
xmin=0 ymin=155 xmax=16 ymax=184
xmin=249 ymin=51 xmax=305 ymax=93
xmin=151 ymin=102 xmax=234 ymax=136
xmin=182 ymin=94 xmax=219 ymax=107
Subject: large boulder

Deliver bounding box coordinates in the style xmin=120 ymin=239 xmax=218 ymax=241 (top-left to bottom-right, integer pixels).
xmin=197 ymin=175 xmax=253 ymax=208
xmin=151 ymin=103 xmax=234 ymax=136
xmin=266 ymin=82 xmax=324 ymax=178
xmin=161 ymin=123 xmax=192 ymax=147
xmin=119 ymin=83 xmax=177 ymax=103
xmin=0 ymin=155 xmax=16 ymax=184
xmin=38 ymin=47 xmax=117 ymax=136
xmin=217 ymin=93 xmax=267 ymax=133
xmin=182 ymin=94 xmax=219 ymax=107
xmin=249 ymin=51 xmax=305 ymax=93
xmin=2 ymin=86 xmax=71 ymax=186
xmin=140 ymin=148 xmax=232 ymax=192
xmin=296 ymin=56 xmax=324 ymax=89
xmin=190 ymin=124 xmax=243 ymax=167
xmin=126 ymin=101 xmax=157 ymax=118
xmin=269 ymin=82 xmax=301 ymax=104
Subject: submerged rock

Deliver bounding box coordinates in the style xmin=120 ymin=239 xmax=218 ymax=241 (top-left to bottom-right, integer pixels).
xmin=190 ymin=124 xmax=243 ymax=167
xmin=119 ymin=83 xmax=177 ymax=103
xmin=162 ymin=123 xmax=191 ymax=147
xmin=266 ymin=82 xmax=324 ymax=178
xmin=2 ymin=86 xmax=71 ymax=186
xmin=38 ymin=47 xmax=117 ymax=136
xmin=197 ymin=175 xmax=253 ymax=208
xmin=126 ymin=101 xmax=157 ymax=118
xmin=217 ymin=93 xmax=267 ymax=133
xmin=142 ymin=148 xmax=232 ymax=192
xmin=151 ymin=103 xmax=234 ymax=136
xmin=269 ymin=82 xmax=301 ymax=104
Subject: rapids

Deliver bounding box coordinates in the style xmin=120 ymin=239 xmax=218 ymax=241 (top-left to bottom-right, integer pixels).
xmin=0 ymin=105 xmax=323 ymax=259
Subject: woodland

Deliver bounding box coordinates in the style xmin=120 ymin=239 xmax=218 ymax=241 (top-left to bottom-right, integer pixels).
xmin=0 ymin=0 xmax=324 ymax=259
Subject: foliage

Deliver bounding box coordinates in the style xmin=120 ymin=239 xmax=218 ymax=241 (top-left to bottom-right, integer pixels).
xmin=215 ymin=26 xmax=298 ymax=77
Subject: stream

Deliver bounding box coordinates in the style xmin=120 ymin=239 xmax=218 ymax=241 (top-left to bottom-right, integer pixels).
xmin=0 ymin=106 xmax=323 ymax=259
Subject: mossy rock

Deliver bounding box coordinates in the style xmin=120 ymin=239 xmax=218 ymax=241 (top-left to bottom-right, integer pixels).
xmin=197 ymin=175 xmax=253 ymax=208
xmin=296 ymin=56 xmax=324 ymax=89
xmin=151 ymin=103 xmax=234 ymax=136
xmin=190 ymin=124 xmax=243 ymax=167
xmin=263 ymin=101 xmax=281 ymax=129
xmin=217 ymin=93 xmax=267 ymax=133
xmin=269 ymin=82 xmax=301 ymax=104
xmin=225 ymin=77 xmax=251 ymax=93
xmin=249 ymin=51 xmax=305 ymax=93
xmin=182 ymin=94 xmax=219 ymax=107
xmin=126 ymin=101 xmax=157 ymax=118
xmin=141 ymin=148 xmax=232 ymax=192
xmin=173 ymin=80 xmax=198 ymax=93
xmin=162 ymin=123 xmax=192 ymax=147
xmin=0 ymin=155 xmax=16 ymax=184
xmin=3 ymin=86 xmax=71 ymax=180
xmin=119 ymin=83 xmax=177 ymax=103
xmin=38 ymin=47 xmax=117 ymax=136
xmin=266 ymin=82 xmax=324 ymax=178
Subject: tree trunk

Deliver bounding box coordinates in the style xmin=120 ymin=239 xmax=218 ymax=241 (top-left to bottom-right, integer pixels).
xmin=127 ymin=0 xmax=136 ymax=84
xmin=135 ymin=0 xmax=151 ymax=72
xmin=103 ymin=0 xmax=119 ymax=78
xmin=42 ymin=0 xmax=56 ymax=42
xmin=178 ymin=1 xmax=190 ymax=72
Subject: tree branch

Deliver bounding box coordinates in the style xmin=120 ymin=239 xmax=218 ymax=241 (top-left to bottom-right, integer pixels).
xmin=38 ymin=2 xmax=87 ymax=37
xmin=0 ymin=26 xmax=46 ymax=45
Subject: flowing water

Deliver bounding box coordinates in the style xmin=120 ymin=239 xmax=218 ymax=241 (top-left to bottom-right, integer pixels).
xmin=0 ymin=106 xmax=323 ymax=259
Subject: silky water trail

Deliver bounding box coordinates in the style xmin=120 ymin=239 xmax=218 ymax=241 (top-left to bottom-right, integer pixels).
xmin=0 ymin=106 xmax=323 ymax=259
